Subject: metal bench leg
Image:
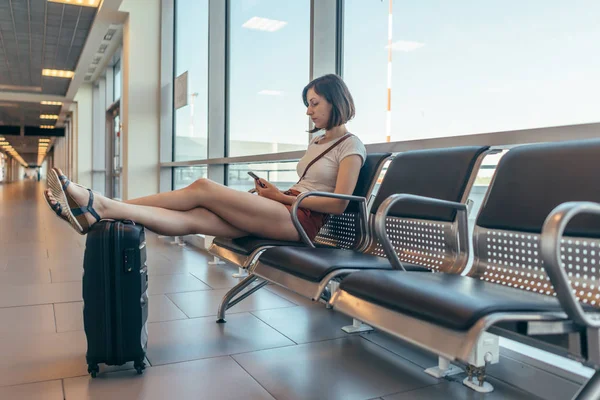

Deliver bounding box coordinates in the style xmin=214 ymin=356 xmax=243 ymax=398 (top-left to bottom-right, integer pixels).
xmin=573 ymin=369 xmax=600 ymax=400
xmin=462 ymin=332 xmax=499 ymax=393
xmin=232 ymin=267 xmax=249 ymax=278
xmin=424 ymin=356 xmax=462 ymax=378
xmin=325 ymin=281 xmax=339 ymax=309
xmin=216 ymin=274 xmax=267 ymax=323
xmin=208 ymin=256 xmax=226 ymax=265
xmin=342 ymin=318 xmax=373 ymax=333
xmin=157 ymin=235 xmax=186 ymax=246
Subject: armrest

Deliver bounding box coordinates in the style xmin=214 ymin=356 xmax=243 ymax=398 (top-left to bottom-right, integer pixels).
xmin=540 ymin=201 xmax=600 ymax=328
xmin=291 ymin=191 xmax=368 ymax=248
xmin=374 ymin=193 xmax=469 ymax=271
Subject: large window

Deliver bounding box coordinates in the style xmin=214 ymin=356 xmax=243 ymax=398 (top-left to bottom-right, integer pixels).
xmin=344 ymin=0 xmax=600 ymax=144
xmin=174 ymin=0 xmax=209 ymax=161
xmin=228 ymin=0 xmax=310 ymax=157
xmin=228 ymin=161 xmax=299 ymax=192
xmin=174 ymin=166 xmax=207 ymax=190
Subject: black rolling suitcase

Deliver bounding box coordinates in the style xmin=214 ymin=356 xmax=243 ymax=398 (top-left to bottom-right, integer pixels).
xmin=82 ymin=219 xmax=149 ymax=378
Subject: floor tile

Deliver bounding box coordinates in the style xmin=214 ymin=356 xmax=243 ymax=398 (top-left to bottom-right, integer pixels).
xmin=167 ymin=287 xmax=296 ymax=318
xmin=146 ymin=313 xmax=294 ymax=365
xmin=252 ymin=305 xmax=354 ymax=344
xmin=49 ymin=267 xmax=84 ymax=283
xmin=0 ymin=243 xmax=48 ymax=258
xmin=160 ymin=248 xmax=211 ymax=263
xmin=2 ymin=254 xmax=52 ymax=270
xmin=0 ymin=330 xmax=133 ymax=387
xmin=64 ymin=356 xmax=275 ymax=400
xmin=148 ymin=294 xmax=189 ymax=322
xmin=189 ymin=264 xmax=247 ymax=289
xmin=54 ymin=302 xmax=84 ymax=333
xmin=145 ymin=262 xmax=196 ymax=276
xmin=382 ymin=376 xmax=540 ymax=400
xmin=263 ymin=284 xmax=321 ymax=307
xmin=46 ymin=253 xmax=85 ymax=268
xmin=233 ymin=336 xmax=441 ymax=400
xmin=10 ymin=230 xmax=48 ymax=243
xmin=54 ymin=295 xmax=187 ymax=332
xmin=0 ymin=304 xmax=56 ymax=336
xmin=147 ymin=273 xmax=211 ymax=295
xmin=0 ymin=380 xmax=64 ymax=400
xmin=0 ymin=266 xmax=52 ymax=285
xmin=0 ymin=281 xmax=82 ymax=307
xmin=360 ymin=331 xmax=438 ymax=369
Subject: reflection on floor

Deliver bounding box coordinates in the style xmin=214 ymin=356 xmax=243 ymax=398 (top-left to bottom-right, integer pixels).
xmin=0 ymin=181 xmax=542 ymax=399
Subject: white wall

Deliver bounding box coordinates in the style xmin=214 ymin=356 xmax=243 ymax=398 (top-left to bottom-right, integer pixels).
xmin=119 ymin=0 xmax=161 ymax=200
xmin=74 ymin=83 xmax=94 ymax=188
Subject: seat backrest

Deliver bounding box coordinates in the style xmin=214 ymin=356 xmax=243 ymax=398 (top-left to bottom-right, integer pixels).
xmin=365 ymin=146 xmax=489 ymax=273
xmin=469 ymin=139 xmax=600 ymax=307
xmin=314 ymin=152 xmax=391 ymax=249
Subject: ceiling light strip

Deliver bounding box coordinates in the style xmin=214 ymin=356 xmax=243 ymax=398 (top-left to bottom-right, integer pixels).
xmin=42 ymin=69 xmax=75 ymax=79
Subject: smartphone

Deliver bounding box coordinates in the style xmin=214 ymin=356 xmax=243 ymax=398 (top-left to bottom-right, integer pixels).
xmin=248 ymin=171 xmax=266 ymax=188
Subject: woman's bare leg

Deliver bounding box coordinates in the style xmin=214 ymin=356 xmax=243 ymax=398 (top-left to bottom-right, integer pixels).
xmin=46 ymin=188 xmax=248 ymax=237
xmin=46 ymin=174 xmax=301 ymax=241
xmin=124 ymin=186 xmax=202 ymax=211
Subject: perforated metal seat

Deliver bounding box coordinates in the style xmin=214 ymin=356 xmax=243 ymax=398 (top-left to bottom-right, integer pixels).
xmin=212 ymin=236 xmax=313 ymax=257
xmin=207 ymin=153 xmax=391 ymax=269
xmin=250 ymin=145 xmax=489 ymax=303
xmin=257 ymin=247 xmax=428 ymax=283
xmin=331 ymin=139 xmax=600 ymax=400
xmin=340 ymin=271 xmax=564 ymax=331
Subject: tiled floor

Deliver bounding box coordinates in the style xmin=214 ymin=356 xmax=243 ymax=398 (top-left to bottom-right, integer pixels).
xmin=0 ymin=181 xmax=542 ymax=399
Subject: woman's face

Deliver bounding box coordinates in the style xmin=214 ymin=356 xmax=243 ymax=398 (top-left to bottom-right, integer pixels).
xmin=305 ymin=88 xmax=332 ymax=130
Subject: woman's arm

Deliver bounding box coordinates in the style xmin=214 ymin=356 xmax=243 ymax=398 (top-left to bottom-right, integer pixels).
xmin=256 ymin=154 xmax=363 ymax=214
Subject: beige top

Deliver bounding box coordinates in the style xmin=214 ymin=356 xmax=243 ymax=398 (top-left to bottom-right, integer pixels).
xmin=288 ymin=134 xmax=367 ymax=193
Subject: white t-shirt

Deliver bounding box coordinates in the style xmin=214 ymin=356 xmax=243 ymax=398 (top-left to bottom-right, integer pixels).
xmin=288 ymin=133 xmax=367 ymax=193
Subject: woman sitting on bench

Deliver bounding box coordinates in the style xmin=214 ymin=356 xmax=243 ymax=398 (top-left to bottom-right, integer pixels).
xmin=44 ymin=74 xmax=367 ymax=243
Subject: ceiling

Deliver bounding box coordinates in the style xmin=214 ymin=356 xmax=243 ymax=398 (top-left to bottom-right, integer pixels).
xmin=0 ymin=0 xmax=126 ymax=167
xmin=0 ymin=0 xmax=96 ymax=124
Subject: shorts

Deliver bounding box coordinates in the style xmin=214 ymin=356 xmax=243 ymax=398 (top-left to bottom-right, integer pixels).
xmin=283 ymin=189 xmax=328 ymax=241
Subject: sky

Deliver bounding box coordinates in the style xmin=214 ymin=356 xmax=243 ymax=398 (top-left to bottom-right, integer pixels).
xmin=174 ymin=0 xmax=600 ymax=161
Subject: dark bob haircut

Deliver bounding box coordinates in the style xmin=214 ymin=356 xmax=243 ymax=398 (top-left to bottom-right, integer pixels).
xmin=302 ymin=74 xmax=355 ymax=133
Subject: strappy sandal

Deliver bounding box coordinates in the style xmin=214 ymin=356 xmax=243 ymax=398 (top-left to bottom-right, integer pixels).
xmin=46 ymin=168 xmax=101 ymax=235
xmin=44 ymin=168 xmax=76 ymax=223
xmin=44 ymin=190 xmax=68 ymax=222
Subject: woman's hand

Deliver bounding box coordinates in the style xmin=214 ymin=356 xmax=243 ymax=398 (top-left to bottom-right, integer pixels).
xmin=255 ymin=178 xmax=284 ymax=202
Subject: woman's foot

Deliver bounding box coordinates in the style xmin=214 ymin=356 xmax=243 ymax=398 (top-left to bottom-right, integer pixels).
xmin=45 ymin=168 xmax=105 ymax=233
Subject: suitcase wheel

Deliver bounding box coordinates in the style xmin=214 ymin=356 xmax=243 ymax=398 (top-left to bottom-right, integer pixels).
xmin=88 ymin=364 xmax=99 ymax=378
xmin=134 ymin=360 xmax=146 ymax=375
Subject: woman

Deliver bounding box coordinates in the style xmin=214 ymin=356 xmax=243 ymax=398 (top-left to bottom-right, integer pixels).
xmin=45 ymin=74 xmax=367 ymax=242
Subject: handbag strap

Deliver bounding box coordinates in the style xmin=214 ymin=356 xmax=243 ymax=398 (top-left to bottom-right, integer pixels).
xmin=297 ymin=133 xmax=353 ymax=183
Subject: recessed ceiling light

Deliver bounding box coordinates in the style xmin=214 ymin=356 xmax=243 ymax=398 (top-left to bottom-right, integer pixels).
xmin=42 ymin=69 xmax=75 ymax=79
xmin=40 ymin=114 xmax=59 ymax=119
xmin=41 ymin=101 xmax=63 ymax=106
xmin=47 ymin=0 xmax=101 ymax=7
xmin=242 ymin=17 xmax=287 ymax=32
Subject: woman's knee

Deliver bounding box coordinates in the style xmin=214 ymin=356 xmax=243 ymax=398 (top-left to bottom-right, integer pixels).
xmin=189 ymin=177 xmax=214 ymax=192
